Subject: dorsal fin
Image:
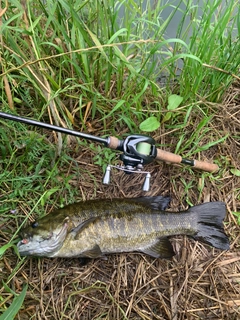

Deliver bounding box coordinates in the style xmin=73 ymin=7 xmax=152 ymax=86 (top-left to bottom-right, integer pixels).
xmin=132 ymin=196 xmax=171 ymax=211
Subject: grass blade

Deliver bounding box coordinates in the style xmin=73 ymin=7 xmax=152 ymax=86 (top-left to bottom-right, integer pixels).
xmin=0 ymin=284 xmax=28 ymax=320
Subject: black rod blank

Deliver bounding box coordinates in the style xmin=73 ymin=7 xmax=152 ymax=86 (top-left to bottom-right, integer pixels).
xmin=0 ymin=112 xmax=108 ymax=145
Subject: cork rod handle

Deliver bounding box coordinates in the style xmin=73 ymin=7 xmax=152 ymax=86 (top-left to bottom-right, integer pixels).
xmin=156 ymin=149 xmax=219 ymax=172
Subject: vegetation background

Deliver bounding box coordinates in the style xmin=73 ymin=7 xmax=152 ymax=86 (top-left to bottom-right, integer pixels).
xmin=0 ymin=0 xmax=239 ymax=319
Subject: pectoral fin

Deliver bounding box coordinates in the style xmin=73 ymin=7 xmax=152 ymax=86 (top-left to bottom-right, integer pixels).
xmin=81 ymin=244 xmax=102 ymax=258
xmin=71 ymin=217 xmax=98 ymax=237
xmin=142 ymin=237 xmax=175 ymax=258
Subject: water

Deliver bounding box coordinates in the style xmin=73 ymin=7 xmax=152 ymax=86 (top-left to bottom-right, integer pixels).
xmin=117 ymin=0 xmax=238 ymax=78
xmin=118 ymin=0 xmax=238 ymax=40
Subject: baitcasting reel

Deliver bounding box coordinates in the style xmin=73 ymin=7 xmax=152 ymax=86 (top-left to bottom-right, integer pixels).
xmin=103 ymin=135 xmax=157 ymax=191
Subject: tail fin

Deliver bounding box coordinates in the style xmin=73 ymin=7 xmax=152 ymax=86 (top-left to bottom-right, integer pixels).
xmin=190 ymin=202 xmax=230 ymax=250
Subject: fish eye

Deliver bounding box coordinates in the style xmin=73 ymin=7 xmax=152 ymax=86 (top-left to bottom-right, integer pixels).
xmin=31 ymin=221 xmax=39 ymax=228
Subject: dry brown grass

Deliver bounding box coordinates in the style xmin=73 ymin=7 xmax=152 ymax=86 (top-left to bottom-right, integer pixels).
xmin=0 ymin=84 xmax=240 ymax=319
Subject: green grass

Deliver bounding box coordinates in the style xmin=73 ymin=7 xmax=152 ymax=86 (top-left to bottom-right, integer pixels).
xmin=1 ymin=0 xmax=239 ymax=145
xmin=0 ymin=0 xmax=239 ymax=318
xmin=1 ymin=0 xmax=239 ymax=121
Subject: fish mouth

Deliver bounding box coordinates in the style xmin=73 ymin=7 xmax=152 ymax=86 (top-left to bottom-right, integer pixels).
xmin=17 ymin=231 xmax=54 ymax=248
xmin=17 ymin=221 xmax=69 ymax=257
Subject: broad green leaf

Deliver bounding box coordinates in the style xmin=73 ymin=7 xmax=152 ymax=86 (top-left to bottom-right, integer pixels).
xmin=139 ymin=117 xmax=160 ymax=132
xmin=0 ymin=284 xmax=28 ymax=320
xmin=167 ymin=94 xmax=183 ymax=110
xmin=230 ymin=168 xmax=240 ymax=177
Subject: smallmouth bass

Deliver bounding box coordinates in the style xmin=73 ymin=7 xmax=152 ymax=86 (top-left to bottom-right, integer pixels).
xmin=17 ymin=196 xmax=230 ymax=259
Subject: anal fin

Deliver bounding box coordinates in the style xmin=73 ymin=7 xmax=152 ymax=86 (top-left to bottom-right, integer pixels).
xmin=142 ymin=237 xmax=175 ymax=259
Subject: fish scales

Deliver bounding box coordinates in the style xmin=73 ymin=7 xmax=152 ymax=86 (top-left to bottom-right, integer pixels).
xmin=71 ymin=211 xmax=196 ymax=255
xmin=17 ymin=196 xmax=230 ymax=259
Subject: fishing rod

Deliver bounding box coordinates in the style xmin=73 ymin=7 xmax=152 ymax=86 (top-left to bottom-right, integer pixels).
xmin=0 ymin=111 xmax=219 ymax=191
